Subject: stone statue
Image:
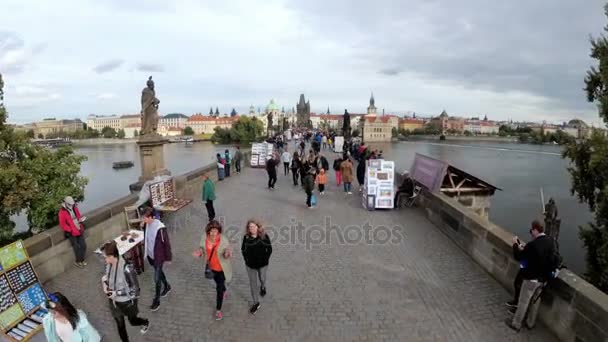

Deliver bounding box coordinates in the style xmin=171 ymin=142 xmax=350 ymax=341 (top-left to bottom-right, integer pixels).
xmin=140 ymin=76 xmax=160 ymax=136
xmin=267 ymin=112 xmax=273 ymax=137
xmin=342 ymin=109 xmax=351 ymax=140
xmin=544 ymin=197 xmax=562 ymax=266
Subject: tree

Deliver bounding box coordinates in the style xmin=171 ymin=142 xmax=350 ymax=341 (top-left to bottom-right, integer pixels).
xmin=464 ymin=130 xmax=472 ymax=136
xmin=211 ymin=116 xmax=264 ymax=144
xmin=0 ymin=73 xmax=87 ymax=239
xmin=133 ymin=130 xmax=139 ymax=137
xmin=563 ymin=5 xmax=608 ymax=294
xmin=37 ymin=133 xmax=44 ymax=139
xmin=183 ymin=126 xmax=194 ymax=135
xmin=101 ymin=126 xmax=117 ymax=138
xmin=26 ymin=129 xmax=35 ymax=139
xmin=391 ymin=127 xmax=398 ymax=138
xmin=116 ymin=129 xmax=126 ymax=139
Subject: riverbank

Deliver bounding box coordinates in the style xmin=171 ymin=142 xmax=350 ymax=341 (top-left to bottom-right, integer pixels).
xmin=71 ymin=138 xmax=136 ymax=146
xmin=407 ymin=135 xmax=519 ymax=143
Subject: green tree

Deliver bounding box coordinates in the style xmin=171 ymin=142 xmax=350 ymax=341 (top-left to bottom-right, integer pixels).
xmin=183 ymin=126 xmax=194 ymax=135
xmin=117 ymin=129 xmax=126 ymax=139
xmin=563 ymin=5 xmax=608 ymax=294
xmin=101 ymin=126 xmax=117 ymax=138
xmin=464 ymin=130 xmax=472 ymax=136
xmin=133 ymin=129 xmax=139 ymax=137
xmin=0 ymin=73 xmax=87 ymax=239
xmin=37 ymin=133 xmax=44 ymax=139
xmin=391 ymin=127 xmax=398 ymax=138
xmin=26 ymin=129 xmax=35 ymax=139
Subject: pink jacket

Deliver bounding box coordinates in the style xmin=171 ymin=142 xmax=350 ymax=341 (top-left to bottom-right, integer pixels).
xmin=58 ymin=206 xmax=84 ymax=237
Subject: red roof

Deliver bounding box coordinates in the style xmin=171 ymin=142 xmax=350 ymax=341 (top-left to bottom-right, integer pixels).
xmin=365 ymin=116 xmax=396 ymax=123
xmin=188 ymin=114 xmax=239 ymax=123
xmin=399 ymin=118 xmax=424 ymax=124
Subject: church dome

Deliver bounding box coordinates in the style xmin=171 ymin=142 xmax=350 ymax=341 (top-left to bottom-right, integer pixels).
xmin=568 ymin=118 xmax=588 ymax=127
xmin=266 ymin=99 xmax=279 ymax=112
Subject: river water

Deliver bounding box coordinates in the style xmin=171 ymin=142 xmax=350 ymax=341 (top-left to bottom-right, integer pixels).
xmin=22 ymin=140 xmax=591 ymax=274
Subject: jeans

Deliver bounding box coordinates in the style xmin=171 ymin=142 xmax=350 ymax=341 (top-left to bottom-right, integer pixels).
xmin=113 ymin=300 xmax=148 ymax=342
xmin=306 ymin=190 xmax=312 ymax=207
xmin=343 ymin=182 xmax=352 ymax=192
xmin=511 ymin=279 xmax=544 ymax=330
xmin=212 ymin=270 xmax=226 ymax=311
xmin=283 ymin=162 xmax=290 ymax=175
xmin=235 ymin=160 xmax=241 ymax=173
xmin=268 ymin=171 xmax=277 ymax=188
xmin=68 ymin=234 xmax=86 ymax=263
xmin=205 ymin=200 xmax=215 ymax=221
xmin=292 ymin=169 xmax=299 ymax=185
xmin=246 ymin=266 xmax=267 ymax=304
xmin=148 ymin=257 xmax=169 ymax=303
xmin=335 ymin=171 xmax=342 ymax=185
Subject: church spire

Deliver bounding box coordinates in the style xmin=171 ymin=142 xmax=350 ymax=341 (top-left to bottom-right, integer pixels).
xmin=327 ymin=106 xmax=330 ymax=115
xmin=370 ymin=92 xmax=375 ymax=107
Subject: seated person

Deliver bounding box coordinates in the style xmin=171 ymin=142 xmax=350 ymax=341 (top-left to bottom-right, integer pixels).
xmin=395 ymin=174 xmax=415 ymax=206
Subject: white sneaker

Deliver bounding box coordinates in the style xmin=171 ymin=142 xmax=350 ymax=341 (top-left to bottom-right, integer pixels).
xmin=348 ymin=192 xmax=353 ymax=195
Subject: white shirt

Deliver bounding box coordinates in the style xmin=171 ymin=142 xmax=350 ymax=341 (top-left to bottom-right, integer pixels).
xmin=55 ymin=317 xmax=73 ymax=342
xmin=281 ymin=152 xmax=291 ymax=163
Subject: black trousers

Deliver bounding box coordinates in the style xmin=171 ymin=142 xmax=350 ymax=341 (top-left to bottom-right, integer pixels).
xmin=235 ymin=160 xmax=241 ymax=173
xmin=68 ymin=234 xmax=86 ymax=263
xmin=205 ymin=200 xmax=215 ymax=221
xmin=225 ymin=164 xmax=231 ymax=177
xmin=513 ymin=269 xmax=524 ymax=302
xmin=283 ymin=162 xmax=290 ymax=175
xmin=111 ymin=300 xmax=148 ymax=342
xmin=291 ymin=169 xmax=299 ymax=185
xmin=319 ymin=184 xmax=325 ymax=193
xmin=268 ymin=171 xmax=277 ymax=188
xmin=148 ymin=257 xmax=169 ymax=302
xmin=213 ymin=270 xmax=226 ymax=310
xmin=306 ymin=190 xmax=312 ymax=207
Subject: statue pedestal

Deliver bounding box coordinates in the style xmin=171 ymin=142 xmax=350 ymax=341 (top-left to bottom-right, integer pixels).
xmin=129 ymin=135 xmax=170 ymax=192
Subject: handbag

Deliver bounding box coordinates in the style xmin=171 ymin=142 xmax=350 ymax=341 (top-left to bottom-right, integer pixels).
xmin=204 ymin=243 xmax=217 ymax=279
xmin=311 ymin=194 xmax=317 ymax=206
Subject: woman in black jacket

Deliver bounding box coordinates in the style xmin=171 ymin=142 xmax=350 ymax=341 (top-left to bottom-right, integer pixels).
xmin=291 ymin=152 xmax=301 ymax=186
xmin=241 ymin=219 xmax=272 ymax=314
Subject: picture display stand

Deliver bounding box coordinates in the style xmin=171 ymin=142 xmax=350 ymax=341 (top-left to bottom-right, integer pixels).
xmin=149 ymin=178 xmax=192 ymax=212
xmin=362 ymin=159 xmax=395 ymax=210
xmin=0 ymin=241 xmax=48 ymax=341
xmin=250 ymin=143 xmax=274 ymax=168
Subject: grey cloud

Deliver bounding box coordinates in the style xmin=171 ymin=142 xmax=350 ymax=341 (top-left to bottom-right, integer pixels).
xmin=287 ymin=0 xmax=606 ymax=112
xmin=0 ymin=32 xmax=26 ymax=74
xmin=136 ymin=63 xmax=165 ymax=72
xmin=93 ymin=59 xmax=124 ymax=73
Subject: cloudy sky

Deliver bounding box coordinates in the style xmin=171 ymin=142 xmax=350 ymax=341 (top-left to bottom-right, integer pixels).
xmin=1 ymin=0 xmax=606 ymax=124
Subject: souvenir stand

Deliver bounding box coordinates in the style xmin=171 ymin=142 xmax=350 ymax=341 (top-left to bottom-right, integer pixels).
xmin=362 ymin=159 xmax=396 ymax=210
xmin=0 ymin=241 xmax=49 ymax=341
xmin=250 ymin=142 xmax=274 ymax=168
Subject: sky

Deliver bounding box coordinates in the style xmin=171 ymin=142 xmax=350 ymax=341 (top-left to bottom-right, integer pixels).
xmin=0 ymin=0 xmax=607 ymax=125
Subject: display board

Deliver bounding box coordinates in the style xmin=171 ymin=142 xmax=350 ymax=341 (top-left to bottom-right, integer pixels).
xmin=250 ymin=143 xmax=274 ymax=168
xmin=0 ymin=241 xmax=48 ymax=341
xmin=333 ymin=136 xmax=344 ymax=153
xmin=362 ymin=159 xmax=395 ymax=210
xmin=149 ymin=178 xmax=191 ymax=212
xmin=409 ymin=153 xmax=448 ymax=192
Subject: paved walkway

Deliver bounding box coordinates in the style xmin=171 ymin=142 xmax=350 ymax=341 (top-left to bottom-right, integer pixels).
xmin=44 ymin=163 xmax=556 ymax=341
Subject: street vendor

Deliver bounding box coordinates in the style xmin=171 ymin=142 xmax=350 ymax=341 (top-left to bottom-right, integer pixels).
xmin=58 ymin=196 xmax=87 ymax=268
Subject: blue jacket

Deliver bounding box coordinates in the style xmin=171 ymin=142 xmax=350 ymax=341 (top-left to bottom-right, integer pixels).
xmin=43 ymin=310 xmax=101 ymax=342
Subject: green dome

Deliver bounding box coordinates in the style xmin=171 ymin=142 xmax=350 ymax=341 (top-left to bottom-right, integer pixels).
xmin=266 ymin=99 xmax=279 ymax=112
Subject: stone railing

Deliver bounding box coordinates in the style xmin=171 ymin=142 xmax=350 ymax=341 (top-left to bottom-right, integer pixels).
xmin=418 ymin=188 xmax=608 ymax=342
xmin=23 ymin=150 xmax=250 ymax=283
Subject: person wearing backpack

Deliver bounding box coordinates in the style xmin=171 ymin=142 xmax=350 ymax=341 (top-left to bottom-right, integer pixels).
xmin=142 ymin=208 xmax=172 ymax=312
xmin=303 ymin=167 xmax=316 ymax=208
xmin=290 ymin=152 xmax=301 ymax=186
xmin=333 ymin=156 xmax=343 ymax=186
xmin=101 ymin=240 xmax=149 ymax=341
xmin=241 ymin=219 xmax=272 ymax=314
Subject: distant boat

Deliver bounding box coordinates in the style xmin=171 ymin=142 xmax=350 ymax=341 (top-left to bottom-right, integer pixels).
xmin=169 ymin=136 xmax=194 ymax=143
xmin=112 ymin=161 xmax=134 ymax=169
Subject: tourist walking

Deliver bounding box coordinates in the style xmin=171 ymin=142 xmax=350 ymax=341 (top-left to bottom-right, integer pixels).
xmin=58 ymin=196 xmax=87 ymax=268
xmin=299 ymin=140 xmax=305 ymax=157
xmin=316 ymin=168 xmax=327 ymax=194
xmin=233 ymin=146 xmax=243 ymax=174
xmin=333 ymin=155 xmax=343 ymax=186
xmin=281 ymin=149 xmax=291 ymax=176
xmin=356 ymin=158 xmax=366 ymax=192
xmin=216 ymin=153 xmax=225 ymax=181
xmin=266 ymin=153 xmax=279 ymax=190
xmin=142 ymin=208 xmax=172 ymax=312
xmin=101 ymin=240 xmax=149 ymax=341
xmin=241 ymin=219 xmax=272 ymax=314
xmin=202 ymin=172 xmax=216 ymax=222
xmin=42 ymin=292 xmax=101 ymax=342
xmin=340 ymin=156 xmax=354 ymax=194
xmin=303 ymin=167 xmax=316 ymax=208
xmin=224 ymin=149 xmax=231 ymax=177
xmin=299 ymin=154 xmax=308 ymax=187
xmin=506 ymin=220 xmax=559 ymax=332
xmin=322 ymin=135 xmax=328 ymax=149
xmin=291 ymin=152 xmax=301 ymax=186
xmin=318 ymin=153 xmax=329 ymax=173
xmin=193 ymin=220 xmax=233 ymax=321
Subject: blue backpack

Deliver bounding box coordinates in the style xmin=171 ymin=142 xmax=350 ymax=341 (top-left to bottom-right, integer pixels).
xmin=311 ymin=194 xmax=317 ymax=206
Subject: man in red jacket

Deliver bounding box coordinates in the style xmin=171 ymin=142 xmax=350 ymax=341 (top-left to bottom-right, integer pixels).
xmin=142 ymin=208 xmax=172 ymax=312
xmin=58 ymin=196 xmax=87 ymax=268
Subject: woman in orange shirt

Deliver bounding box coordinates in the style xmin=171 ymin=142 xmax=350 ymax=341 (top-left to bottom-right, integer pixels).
xmin=193 ymin=220 xmax=233 ymax=320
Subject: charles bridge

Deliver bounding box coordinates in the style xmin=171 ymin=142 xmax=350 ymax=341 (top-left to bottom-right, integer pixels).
xmin=16 ymin=154 xmax=608 ymax=341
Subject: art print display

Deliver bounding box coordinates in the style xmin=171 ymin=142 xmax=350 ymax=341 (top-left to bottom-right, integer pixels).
xmin=0 ymin=242 xmax=27 ymax=271
xmin=17 ymin=284 xmax=45 ymax=314
xmin=0 ymin=276 xmax=17 ymax=312
xmin=0 ymin=305 xmax=24 ymax=330
xmin=362 ymin=160 xmax=395 ymax=209
xmin=6 ymin=263 xmax=36 ymax=294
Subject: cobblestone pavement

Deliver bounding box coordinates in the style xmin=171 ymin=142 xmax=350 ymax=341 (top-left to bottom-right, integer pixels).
xmin=43 ymin=163 xmax=556 ymax=342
